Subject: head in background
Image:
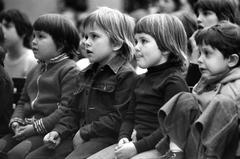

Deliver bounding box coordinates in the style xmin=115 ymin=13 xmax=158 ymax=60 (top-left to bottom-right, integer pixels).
xmin=0 ymin=9 xmax=33 ymax=49
xmin=82 ymin=7 xmax=135 ymax=64
xmin=173 ymin=11 xmax=197 ymax=56
xmin=134 ymin=13 xmax=188 ymax=71
xmin=194 ymin=0 xmax=240 ymax=29
xmin=158 ymin=0 xmax=182 ymax=13
xmin=195 ymin=21 xmax=240 ymax=78
xmin=33 ymin=14 xmax=80 ymax=60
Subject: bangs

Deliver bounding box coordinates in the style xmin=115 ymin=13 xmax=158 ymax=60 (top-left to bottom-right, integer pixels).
xmin=33 ymin=14 xmax=60 ymax=34
xmin=134 ymin=15 xmax=157 ymax=37
xmin=194 ymin=0 xmax=219 ymax=15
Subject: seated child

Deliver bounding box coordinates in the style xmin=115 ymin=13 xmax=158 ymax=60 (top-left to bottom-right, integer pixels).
xmin=0 ymin=13 xmax=80 ymax=159
xmin=157 ymin=21 xmax=240 ymax=159
xmin=88 ymin=13 xmax=189 ymax=159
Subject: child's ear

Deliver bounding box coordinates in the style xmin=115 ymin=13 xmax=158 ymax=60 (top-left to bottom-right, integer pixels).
xmin=228 ymin=54 xmax=239 ymax=67
xmin=112 ymin=42 xmax=123 ymax=51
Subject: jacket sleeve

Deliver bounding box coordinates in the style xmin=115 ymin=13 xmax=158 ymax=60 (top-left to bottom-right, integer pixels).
xmin=33 ymin=65 xmax=80 ymax=135
xmin=52 ymin=93 xmax=81 ymax=139
xmin=118 ymin=87 xmax=137 ymax=140
xmin=80 ymin=71 xmax=137 ymax=141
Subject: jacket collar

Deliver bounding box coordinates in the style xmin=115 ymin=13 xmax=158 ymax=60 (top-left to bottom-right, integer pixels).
xmin=85 ymin=55 xmax=126 ymax=74
xmin=38 ymin=53 xmax=69 ymax=72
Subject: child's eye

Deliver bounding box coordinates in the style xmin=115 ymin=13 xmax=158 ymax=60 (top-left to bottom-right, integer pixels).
xmin=3 ymin=23 xmax=11 ymax=29
xmin=134 ymin=39 xmax=138 ymax=45
xmin=202 ymin=10 xmax=213 ymax=16
xmin=141 ymin=39 xmax=147 ymax=44
xmin=91 ymin=34 xmax=98 ymax=39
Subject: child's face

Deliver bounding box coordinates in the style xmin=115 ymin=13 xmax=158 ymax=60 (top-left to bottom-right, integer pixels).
xmin=197 ymin=9 xmax=219 ymax=29
xmin=198 ymin=43 xmax=230 ymax=77
xmin=1 ymin=20 xmax=21 ymax=49
xmin=134 ymin=33 xmax=167 ymax=69
xmin=32 ymin=30 xmax=59 ymax=61
xmin=84 ymin=25 xmax=116 ymax=65
xmin=158 ymin=0 xmax=177 ymax=13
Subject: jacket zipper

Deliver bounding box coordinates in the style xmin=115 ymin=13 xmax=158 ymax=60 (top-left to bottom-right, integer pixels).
xmin=31 ymin=74 xmax=42 ymax=109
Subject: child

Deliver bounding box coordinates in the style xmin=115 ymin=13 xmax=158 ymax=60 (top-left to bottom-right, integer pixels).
xmin=0 ymin=13 xmax=80 ymax=159
xmin=187 ymin=0 xmax=240 ymax=88
xmin=88 ymin=13 xmax=189 ymax=159
xmin=0 ymin=24 xmax=14 ymax=139
xmin=0 ymin=9 xmax=38 ymax=106
xmin=194 ymin=0 xmax=240 ymax=29
xmin=157 ymin=21 xmax=240 ymax=159
xmin=0 ymin=9 xmax=37 ymax=78
xmin=25 ymin=7 xmax=137 ymax=159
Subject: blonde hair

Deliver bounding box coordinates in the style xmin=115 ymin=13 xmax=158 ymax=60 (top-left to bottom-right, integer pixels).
xmin=83 ymin=7 xmax=135 ymax=61
xmin=135 ymin=13 xmax=188 ymax=71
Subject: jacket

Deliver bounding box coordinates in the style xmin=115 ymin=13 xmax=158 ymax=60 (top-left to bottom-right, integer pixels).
xmin=53 ymin=55 xmax=137 ymax=140
xmin=10 ymin=54 xmax=80 ymax=135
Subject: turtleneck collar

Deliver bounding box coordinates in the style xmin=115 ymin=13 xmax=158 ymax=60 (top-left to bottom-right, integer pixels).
xmin=147 ymin=62 xmax=179 ymax=74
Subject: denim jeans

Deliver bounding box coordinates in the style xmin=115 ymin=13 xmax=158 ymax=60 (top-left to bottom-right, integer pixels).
xmin=66 ymin=137 xmax=116 ymax=159
xmin=0 ymin=134 xmax=43 ymax=159
xmin=26 ymin=138 xmax=73 ymax=159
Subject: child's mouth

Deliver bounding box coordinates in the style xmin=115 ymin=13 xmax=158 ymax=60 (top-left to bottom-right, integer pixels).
xmin=86 ymin=50 xmax=93 ymax=54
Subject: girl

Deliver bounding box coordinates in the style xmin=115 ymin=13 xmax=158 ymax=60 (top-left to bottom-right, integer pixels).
xmin=88 ymin=13 xmax=189 ymax=159
xmin=158 ymin=21 xmax=240 ymax=159
xmin=0 ymin=13 xmax=80 ymax=159
xmin=26 ymin=7 xmax=137 ymax=159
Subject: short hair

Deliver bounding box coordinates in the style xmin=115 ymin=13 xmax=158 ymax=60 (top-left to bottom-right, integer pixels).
xmin=135 ymin=13 xmax=188 ymax=71
xmin=82 ymin=7 xmax=135 ymax=61
xmin=194 ymin=0 xmax=240 ymax=24
xmin=33 ymin=14 xmax=80 ymax=59
xmin=0 ymin=9 xmax=33 ymax=49
xmin=195 ymin=21 xmax=240 ymax=66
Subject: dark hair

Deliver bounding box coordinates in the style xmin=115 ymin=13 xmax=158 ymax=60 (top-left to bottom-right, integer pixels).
xmin=194 ymin=0 xmax=240 ymax=24
xmin=33 ymin=14 xmax=80 ymax=59
xmin=0 ymin=9 xmax=33 ymax=49
xmin=195 ymin=21 xmax=240 ymax=66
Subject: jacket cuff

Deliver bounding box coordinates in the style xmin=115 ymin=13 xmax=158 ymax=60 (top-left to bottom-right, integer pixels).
xmin=33 ymin=118 xmax=47 ymax=134
xmin=9 ymin=117 xmax=25 ymax=129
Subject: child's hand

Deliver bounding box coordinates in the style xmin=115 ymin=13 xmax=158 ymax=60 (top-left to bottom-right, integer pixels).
xmin=11 ymin=122 xmax=20 ymax=134
xmin=115 ymin=138 xmax=129 ymax=150
xmin=114 ymin=142 xmax=137 ymax=159
xmin=73 ymin=130 xmax=85 ymax=149
xmin=43 ymin=131 xmax=61 ymax=149
xmin=13 ymin=125 xmax=34 ymax=141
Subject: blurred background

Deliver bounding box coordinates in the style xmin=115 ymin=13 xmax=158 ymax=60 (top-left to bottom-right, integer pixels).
xmin=3 ymin=0 xmax=158 ymax=23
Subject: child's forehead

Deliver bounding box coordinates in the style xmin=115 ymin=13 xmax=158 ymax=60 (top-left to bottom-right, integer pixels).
xmin=84 ymin=24 xmax=105 ymax=33
xmin=33 ymin=30 xmax=49 ymax=35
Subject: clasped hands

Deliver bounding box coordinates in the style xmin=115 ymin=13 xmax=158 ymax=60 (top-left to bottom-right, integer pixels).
xmin=114 ymin=129 xmax=137 ymax=159
xmin=11 ymin=122 xmax=35 ymax=141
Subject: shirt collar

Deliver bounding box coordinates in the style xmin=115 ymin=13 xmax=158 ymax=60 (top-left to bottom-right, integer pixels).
xmin=85 ymin=55 xmax=127 ymax=74
xmin=38 ymin=53 xmax=68 ymax=65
